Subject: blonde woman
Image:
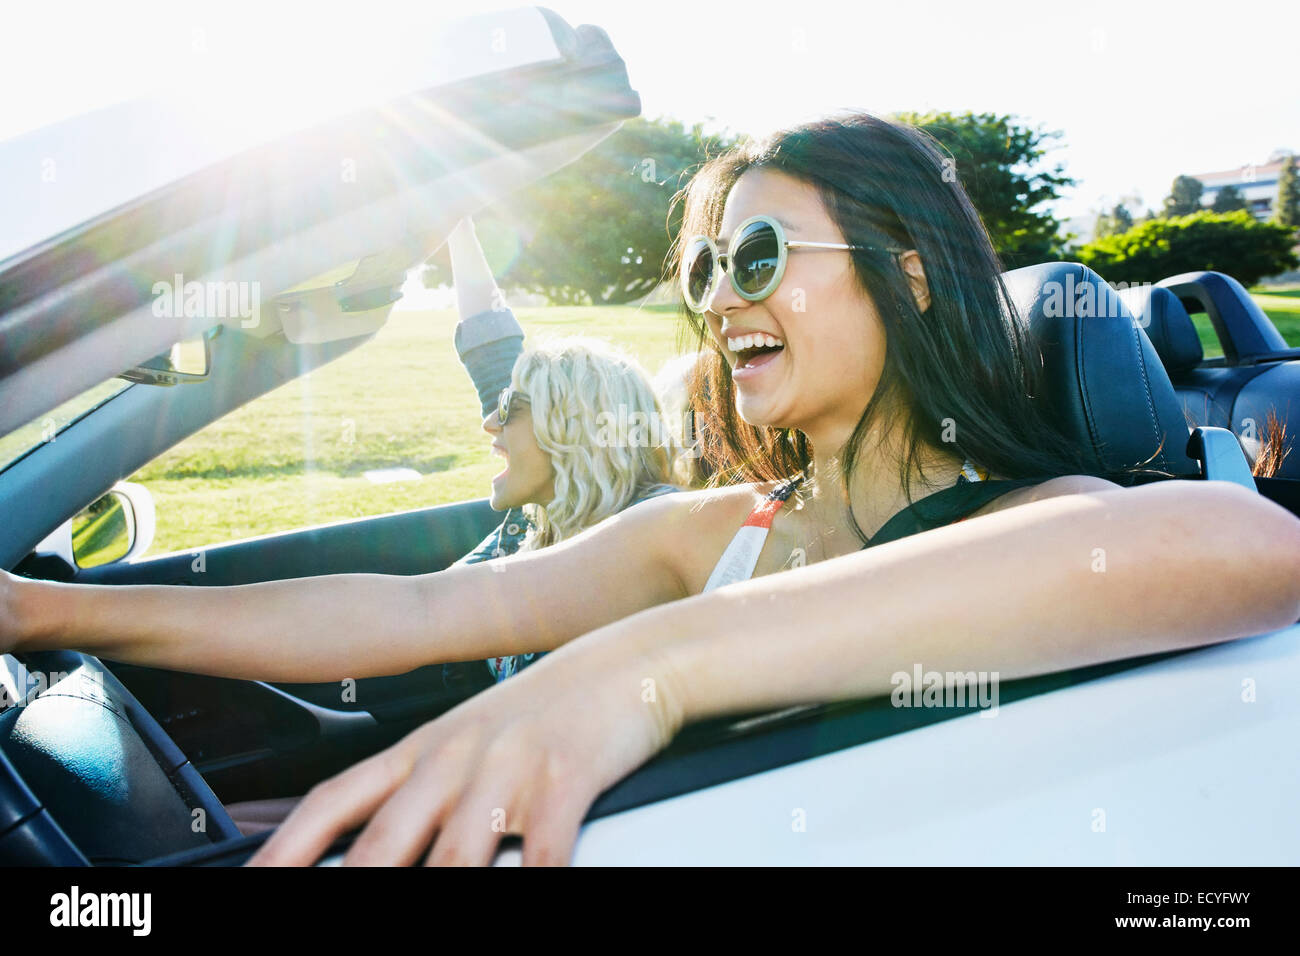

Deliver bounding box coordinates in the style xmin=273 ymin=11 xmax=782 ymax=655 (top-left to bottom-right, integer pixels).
xmin=443 ymin=218 xmax=677 ymax=683
xmin=473 ymin=334 xmax=679 ymax=681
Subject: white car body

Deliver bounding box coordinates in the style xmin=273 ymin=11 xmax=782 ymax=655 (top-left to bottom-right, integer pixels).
xmin=497 ymin=625 xmax=1298 ymax=865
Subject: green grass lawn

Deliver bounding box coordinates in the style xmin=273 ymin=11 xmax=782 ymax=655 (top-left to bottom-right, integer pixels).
xmin=132 ymin=304 xmax=694 ymax=556
xmin=125 ymin=291 xmax=1300 ymax=557
xmin=1191 ymin=287 xmax=1300 ymax=358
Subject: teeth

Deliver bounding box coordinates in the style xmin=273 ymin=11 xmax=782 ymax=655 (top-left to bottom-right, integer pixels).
xmin=727 ymin=333 xmax=784 ymax=353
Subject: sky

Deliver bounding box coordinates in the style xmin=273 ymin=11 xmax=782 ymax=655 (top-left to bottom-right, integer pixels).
xmin=5 ymin=0 xmax=1298 ymax=231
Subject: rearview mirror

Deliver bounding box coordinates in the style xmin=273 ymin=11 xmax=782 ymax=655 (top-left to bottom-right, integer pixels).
xmin=120 ymin=331 xmax=214 ymax=386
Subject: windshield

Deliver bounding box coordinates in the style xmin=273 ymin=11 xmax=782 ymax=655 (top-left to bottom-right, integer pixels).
xmin=0 ymin=378 xmax=131 ymax=473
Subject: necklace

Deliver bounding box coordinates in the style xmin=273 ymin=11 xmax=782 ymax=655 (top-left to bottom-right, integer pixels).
xmin=783 ymin=473 xmax=845 ymax=567
xmin=790 ymin=455 xmax=976 ymax=558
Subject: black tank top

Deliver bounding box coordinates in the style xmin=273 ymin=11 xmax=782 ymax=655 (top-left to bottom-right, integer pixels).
xmin=863 ymin=474 xmax=1044 ymax=549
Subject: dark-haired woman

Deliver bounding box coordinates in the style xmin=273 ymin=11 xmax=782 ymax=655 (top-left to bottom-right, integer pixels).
xmin=4 ymin=113 xmax=1298 ymax=866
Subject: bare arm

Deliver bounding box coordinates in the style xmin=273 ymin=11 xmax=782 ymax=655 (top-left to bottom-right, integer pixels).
xmin=560 ymin=480 xmax=1300 ymax=724
xmin=447 ymin=218 xmax=502 ymax=319
xmin=4 ymin=493 xmax=690 ymax=682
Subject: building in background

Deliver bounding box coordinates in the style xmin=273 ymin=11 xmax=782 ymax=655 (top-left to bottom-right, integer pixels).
xmin=1192 ymin=152 xmax=1299 ymax=220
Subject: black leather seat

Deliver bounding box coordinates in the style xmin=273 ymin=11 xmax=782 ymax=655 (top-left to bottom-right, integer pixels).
xmin=1117 ymin=285 xmax=1204 ymax=382
xmin=1001 ymin=262 xmax=1200 ymax=479
xmin=1117 ymin=285 xmax=1238 ymax=431
xmin=1118 ymin=275 xmax=1299 ymax=476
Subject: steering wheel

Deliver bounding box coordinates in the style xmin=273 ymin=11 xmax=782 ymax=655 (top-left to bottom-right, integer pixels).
xmin=0 ymin=649 xmax=242 ymax=865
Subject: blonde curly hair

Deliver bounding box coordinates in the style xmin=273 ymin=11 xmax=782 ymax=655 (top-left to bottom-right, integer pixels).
xmin=512 ymin=336 xmax=674 ymax=550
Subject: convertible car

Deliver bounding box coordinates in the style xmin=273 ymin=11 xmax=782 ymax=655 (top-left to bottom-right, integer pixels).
xmin=2 ymin=6 xmax=1298 ymax=866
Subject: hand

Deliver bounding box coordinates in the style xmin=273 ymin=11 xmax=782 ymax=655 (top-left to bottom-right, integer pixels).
xmin=247 ymin=646 xmax=682 ymax=866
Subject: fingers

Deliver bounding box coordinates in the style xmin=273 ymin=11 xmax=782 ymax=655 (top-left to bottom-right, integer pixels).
xmin=247 ymin=744 xmax=419 ymax=867
xmin=518 ymin=786 xmax=588 ymax=867
xmin=245 ymin=706 xmax=600 ymax=867
xmin=424 ymin=756 xmax=525 ymax=867
xmin=424 ymin=750 xmax=589 ymax=868
xmin=341 ymin=745 xmax=471 ymax=866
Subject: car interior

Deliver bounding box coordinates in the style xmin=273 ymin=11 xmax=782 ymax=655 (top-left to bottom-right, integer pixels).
xmin=1120 ymin=273 xmax=1300 ymax=479
xmin=2 ymin=8 xmax=1298 ymax=867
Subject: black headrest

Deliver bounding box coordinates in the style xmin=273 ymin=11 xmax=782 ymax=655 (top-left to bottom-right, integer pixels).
xmin=1001 ymin=262 xmax=1199 ymax=478
xmin=1116 ymin=285 xmax=1204 ymax=374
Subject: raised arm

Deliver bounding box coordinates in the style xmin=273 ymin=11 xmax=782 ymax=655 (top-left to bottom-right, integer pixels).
xmin=446 ymin=217 xmax=525 ymax=418
xmin=1 ymin=492 xmax=690 ymax=683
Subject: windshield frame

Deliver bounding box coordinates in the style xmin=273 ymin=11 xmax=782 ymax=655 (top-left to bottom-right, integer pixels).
xmin=0 ymin=377 xmax=133 ymax=475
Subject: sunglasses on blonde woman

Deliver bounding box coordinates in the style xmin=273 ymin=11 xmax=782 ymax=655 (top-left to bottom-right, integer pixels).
xmin=496 ymin=386 xmax=530 ymax=426
xmin=680 ymin=214 xmax=904 ymax=314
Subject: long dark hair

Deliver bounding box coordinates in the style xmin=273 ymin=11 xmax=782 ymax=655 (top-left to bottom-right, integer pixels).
xmin=667 ymin=112 xmax=1098 ymax=541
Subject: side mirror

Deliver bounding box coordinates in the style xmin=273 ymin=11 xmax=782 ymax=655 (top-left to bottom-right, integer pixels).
xmin=33 ymin=482 xmax=156 ymax=569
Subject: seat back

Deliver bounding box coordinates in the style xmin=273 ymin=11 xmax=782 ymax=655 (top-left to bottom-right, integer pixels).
xmin=1121 ymin=272 xmax=1299 ymax=475
xmin=1001 ymin=262 xmax=1199 ymax=479
xmin=1117 ymin=285 xmax=1203 ymax=374
xmin=1116 ymin=283 xmax=1243 ymax=431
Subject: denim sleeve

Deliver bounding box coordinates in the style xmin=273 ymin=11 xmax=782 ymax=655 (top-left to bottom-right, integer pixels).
xmin=451 ymin=507 xmax=530 ymax=567
xmin=455 ymin=306 xmax=526 ymax=419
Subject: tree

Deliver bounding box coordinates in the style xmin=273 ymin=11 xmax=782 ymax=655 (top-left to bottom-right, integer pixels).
xmin=1075 ymin=210 xmax=1299 ymax=286
xmin=1211 ymin=184 xmax=1247 ymax=213
xmin=1095 ymin=201 xmax=1135 ymax=238
xmin=1091 ymin=209 xmax=1111 ymax=240
xmin=1274 ymin=154 xmax=1300 ymax=230
xmin=1163 ymin=175 xmax=1204 ymax=216
xmin=422 ymin=117 xmax=738 ymax=305
xmin=893 ymin=111 xmax=1075 ymax=268
xmin=1111 ymin=202 xmax=1135 ymax=233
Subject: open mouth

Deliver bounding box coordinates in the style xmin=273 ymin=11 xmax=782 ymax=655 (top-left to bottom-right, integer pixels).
xmin=727 ymin=332 xmax=785 ymax=370
xmin=490 ymin=443 xmax=509 ymax=479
